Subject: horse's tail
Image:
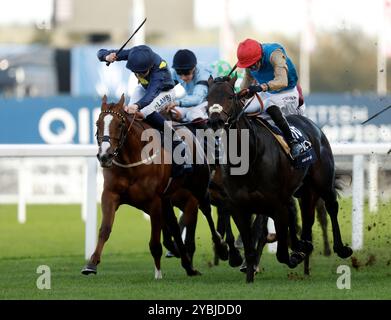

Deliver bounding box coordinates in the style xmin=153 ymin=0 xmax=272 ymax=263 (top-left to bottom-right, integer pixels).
xmin=334 ymin=170 xmax=352 ymax=199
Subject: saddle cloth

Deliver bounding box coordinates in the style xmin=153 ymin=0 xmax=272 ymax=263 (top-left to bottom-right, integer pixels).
xmin=254 ymin=117 xmax=317 ymax=169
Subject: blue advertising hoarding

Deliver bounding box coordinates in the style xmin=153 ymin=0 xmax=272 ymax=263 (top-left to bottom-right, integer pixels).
xmin=0 ymin=94 xmax=390 ymax=144
xmin=1 ymin=96 xmax=101 ymax=144
xmin=306 ymin=94 xmax=391 ymax=143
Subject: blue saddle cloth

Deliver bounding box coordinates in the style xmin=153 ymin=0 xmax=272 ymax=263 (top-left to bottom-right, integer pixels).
xmin=259 ymin=118 xmax=317 ymax=169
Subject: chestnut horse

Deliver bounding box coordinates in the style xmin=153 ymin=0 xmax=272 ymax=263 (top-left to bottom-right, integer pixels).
xmin=81 ymin=94 xmax=227 ymax=279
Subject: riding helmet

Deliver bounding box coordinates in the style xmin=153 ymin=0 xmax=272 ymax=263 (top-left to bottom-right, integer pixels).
xmin=236 ymin=39 xmax=263 ymax=68
xmin=126 ymin=45 xmax=155 ymax=73
xmin=172 ymin=49 xmax=197 ymax=70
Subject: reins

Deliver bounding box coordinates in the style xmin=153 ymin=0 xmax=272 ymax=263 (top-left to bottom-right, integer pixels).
xmin=97 ymin=109 xmax=158 ymax=168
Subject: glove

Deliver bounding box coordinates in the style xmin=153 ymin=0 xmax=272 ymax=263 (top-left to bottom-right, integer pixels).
xmin=248 ymin=84 xmax=263 ymax=95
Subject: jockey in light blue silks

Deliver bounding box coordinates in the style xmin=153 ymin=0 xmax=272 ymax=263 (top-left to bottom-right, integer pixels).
xmin=169 ymin=49 xmax=212 ymax=128
xmin=236 ymin=39 xmax=304 ymax=159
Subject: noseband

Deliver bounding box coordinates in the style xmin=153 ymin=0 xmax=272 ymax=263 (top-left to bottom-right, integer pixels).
xmin=96 ymin=109 xmax=134 ymax=157
xmin=208 ymin=80 xmax=243 ymax=127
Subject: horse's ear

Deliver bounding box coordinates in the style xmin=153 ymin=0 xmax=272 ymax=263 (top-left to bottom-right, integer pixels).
xmin=229 ymin=73 xmax=238 ymax=87
xmin=102 ymin=94 xmax=107 ymax=104
xmin=208 ymin=75 xmax=214 ymax=87
xmin=118 ymin=93 xmax=125 ymax=106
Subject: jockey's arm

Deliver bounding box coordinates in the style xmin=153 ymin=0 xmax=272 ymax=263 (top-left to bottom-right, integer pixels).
xmin=176 ymin=81 xmax=208 ymax=107
xmin=240 ymin=68 xmax=255 ymax=90
xmin=267 ymin=49 xmax=288 ymax=91
xmin=97 ymin=49 xmax=130 ymax=62
xmin=134 ymin=68 xmax=167 ymax=109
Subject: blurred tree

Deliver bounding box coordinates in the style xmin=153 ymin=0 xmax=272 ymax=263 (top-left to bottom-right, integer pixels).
xmin=256 ymin=29 xmax=389 ymax=93
xmin=309 ymin=29 xmax=378 ymax=93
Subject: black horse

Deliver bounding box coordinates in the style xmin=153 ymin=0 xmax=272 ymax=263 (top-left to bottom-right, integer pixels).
xmin=207 ymin=75 xmax=352 ymax=282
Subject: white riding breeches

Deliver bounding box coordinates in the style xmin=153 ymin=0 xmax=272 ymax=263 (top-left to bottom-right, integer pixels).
xmin=174 ymin=101 xmax=208 ymax=122
xmin=244 ymin=86 xmax=306 ymax=118
xmin=130 ymin=85 xmax=176 ymax=117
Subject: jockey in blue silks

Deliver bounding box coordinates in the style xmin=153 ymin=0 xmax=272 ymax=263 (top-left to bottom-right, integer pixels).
xmin=97 ymin=45 xmax=192 ymax=176
xmin=236 ymin=38 xmax=304 ymax=159
xmin=169 ymin=49 xmax=211 ymax=128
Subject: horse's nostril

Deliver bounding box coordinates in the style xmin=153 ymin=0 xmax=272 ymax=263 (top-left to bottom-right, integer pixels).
xmin=100 ymin=154 xmax=108 ymax=163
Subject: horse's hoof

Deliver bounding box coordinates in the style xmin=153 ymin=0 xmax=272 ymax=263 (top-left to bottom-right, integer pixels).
xmin=239 ymin=261 xmax=247 ymax=273
xmin=165 ymin=251 xmax=177 ymax=258
xmin=288 ymin=252 xmax=305 ymax=269
xmin=228 ymin=250 xmax=243 ymax=268
xmin=155 ymin=268 xmax=163 ymax=280
xmin=298 ymin=240 xmax=313 ymax=254
xmin=187 ymin=269 xmax=202 ymax=276
xmin=240 ymin=262 xmax=259 ymax=274
xmin=335 ymin=246 xmax=353 ymax=259
xmin=214 ymin=241 xmax=229 ymax=261
xmin=81 ymin=264 xmax=97 ymax=275
xmin=246 ymin=271 xmax=255 ymax=283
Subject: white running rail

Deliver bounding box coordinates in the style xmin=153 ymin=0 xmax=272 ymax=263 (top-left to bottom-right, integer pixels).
xmin=0 ymin=143 xmax=390 ymax=258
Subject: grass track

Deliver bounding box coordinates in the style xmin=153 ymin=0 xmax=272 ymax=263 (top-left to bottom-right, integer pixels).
xmin=0 ymin=199 xmax=390 ymax=300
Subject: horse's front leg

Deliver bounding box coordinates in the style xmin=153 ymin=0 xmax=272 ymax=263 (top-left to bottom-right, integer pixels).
xmin=81 ymin=190 xmax=119 ymax=275
xmin=231 ymin=211 xmax=256 ymax=283
xmin=162 ymin=198 xmax=200 ymax=276
xmin=274 ymin=205 xmax=304 ymax=269
xmin=220 ymin=206 xmax=243 ymax=268
xmin=148 ymin=199 xmax=164 ymax=279
xmin=199 ymin=196 xmax=229 ymax=261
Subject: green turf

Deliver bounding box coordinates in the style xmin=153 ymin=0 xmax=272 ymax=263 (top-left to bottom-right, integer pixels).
xmin=0 ymin=199 xmax=390 ymax=300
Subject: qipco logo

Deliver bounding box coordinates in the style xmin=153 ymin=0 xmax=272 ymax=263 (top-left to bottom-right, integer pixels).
xmin=38 ymin=107 xmax=98 ymax=144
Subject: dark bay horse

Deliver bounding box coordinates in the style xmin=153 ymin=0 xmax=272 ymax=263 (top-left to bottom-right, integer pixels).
xmin=207 ymin=75 xmax=352 ymax=282
xmin=160 ymin=110 xmax=243 ymax=267
xmin=81 ymin=94 xmax=227 ymax=279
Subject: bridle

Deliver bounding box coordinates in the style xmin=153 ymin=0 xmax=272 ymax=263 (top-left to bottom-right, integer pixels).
xmin=208 ymin=79 xmax=244 ymax=128
xmin=96 ymin=109 xmax=136 ymax=158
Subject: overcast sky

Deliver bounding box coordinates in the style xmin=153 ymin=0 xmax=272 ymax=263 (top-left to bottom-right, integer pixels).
xmin=0 ymin=0 xmax=388 ymax=37
xmin=195 ymin=0 xmax=386 ymax=36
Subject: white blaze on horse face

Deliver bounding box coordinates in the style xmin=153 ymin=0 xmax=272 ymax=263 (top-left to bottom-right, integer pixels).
xmin=100 ymin=114 xmax=113 ymax=156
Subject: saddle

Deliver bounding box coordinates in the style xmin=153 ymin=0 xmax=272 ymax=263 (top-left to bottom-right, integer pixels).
xmin=247 ymin=114 xmax=317 ymax=169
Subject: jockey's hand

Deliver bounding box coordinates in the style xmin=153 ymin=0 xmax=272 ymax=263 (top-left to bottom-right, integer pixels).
xmin=135 ymin=111 xmax=145 ymax=119
xmin=248 ymin=84 xmax=263 ymax=95
xmin=124 ymin=104 xmax=138 ymax=114
xmin=165 ymin=102 xmax=177 ymax=112
xmin=105 ymin=52 xmax=117 ymax=63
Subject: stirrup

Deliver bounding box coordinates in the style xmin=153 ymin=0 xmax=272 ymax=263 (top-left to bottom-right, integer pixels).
xmin=289 ymin=141 xmax=302 ymax=159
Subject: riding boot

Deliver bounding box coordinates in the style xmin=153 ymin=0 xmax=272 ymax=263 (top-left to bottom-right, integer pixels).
xmin=145 ymin=112 xmax=192 ymax=177
xmin=144 ymin=111 xmax=166 ymax=132
xmin=190 ymin=118 xmax=213 ymax=161
xmin=266 ymin=105 xmax=302 ymax=159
